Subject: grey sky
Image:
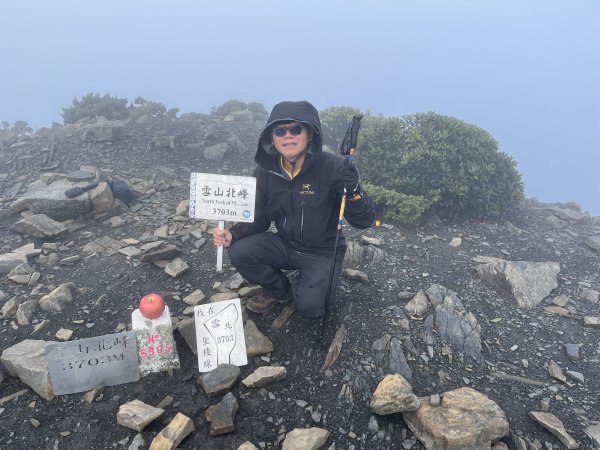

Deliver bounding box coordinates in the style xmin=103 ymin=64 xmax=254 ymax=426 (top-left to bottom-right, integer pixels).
xmin=1 ymin=0 xmax=598 ymax=215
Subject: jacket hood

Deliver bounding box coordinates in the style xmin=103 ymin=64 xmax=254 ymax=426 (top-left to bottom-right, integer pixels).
xmin=255 ymin=101 xmax=323 ymax=170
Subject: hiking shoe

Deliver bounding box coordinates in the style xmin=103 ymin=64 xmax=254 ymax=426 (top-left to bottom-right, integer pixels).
xmin=246 ymin=291 xmax=293 ymax=313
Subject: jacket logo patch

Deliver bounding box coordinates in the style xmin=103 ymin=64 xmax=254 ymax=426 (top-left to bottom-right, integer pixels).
xmin=300 ymin=183 xmax=315 ymax=195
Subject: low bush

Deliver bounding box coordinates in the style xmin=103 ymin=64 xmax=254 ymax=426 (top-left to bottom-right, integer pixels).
xmin=359 ymin=112 xmax=524 ymax=222
xmin=320 ymin=106 xmax=365 ymax=149
xmin=128 ymin=96 xmax=167 ymax=119
xmin=362 ymin=182 xmax=435 ymax=224
xmin=211 ymin=100 xmax=248 ymax=116
xmin=62 ymin=93 xmax=128 ymax=124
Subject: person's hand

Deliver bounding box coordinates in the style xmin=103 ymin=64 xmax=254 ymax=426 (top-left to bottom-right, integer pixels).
xmin=342 ymin=159 xmax=359 ymax=193
xmin=210 ymin=228 xmax=233 ymax=248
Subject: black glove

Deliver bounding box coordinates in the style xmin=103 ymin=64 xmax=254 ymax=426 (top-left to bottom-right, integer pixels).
xmin=342 ymin=159 xmax=360 ymax=195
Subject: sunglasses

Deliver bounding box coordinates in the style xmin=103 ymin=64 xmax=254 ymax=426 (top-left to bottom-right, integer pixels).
xmin=272 ymin=124 xmax=304 ymax=137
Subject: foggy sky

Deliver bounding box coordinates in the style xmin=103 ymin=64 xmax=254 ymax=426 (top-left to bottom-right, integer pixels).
xmin=1 ymin=1 xmax=598 ymax=215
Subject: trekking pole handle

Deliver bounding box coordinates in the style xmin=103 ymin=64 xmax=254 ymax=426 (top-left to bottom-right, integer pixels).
xmin=340 ymin=115 xmax=363 ymax=157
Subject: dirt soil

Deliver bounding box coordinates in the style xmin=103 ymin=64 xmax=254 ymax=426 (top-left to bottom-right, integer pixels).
xmin=1 ymin=116 xmax=599 ymax=450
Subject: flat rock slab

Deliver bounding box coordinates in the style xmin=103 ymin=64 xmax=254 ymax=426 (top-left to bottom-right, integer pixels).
xmin=165 ymin=258 xmax=189 ymax=277
xmin=19 ymin=179 xmax=92 ymax=221
xmin=140 ymin=244 xmax=180 ymax=263
xmin=117 ymin=399 xmax=164 ymax=432
xmin=0 ymin=243 xmax=40 ymax=275
xmin=528 ymin=411 xmax=579 ymax=449
xmin=281 ymin=427 xmax=330 ymax=450
xmin=12 ymin=214 xmax=67 ymax=238
xmin=198 ymin=363 xmax=240 ymax=397
xmin=244 ymin=320 xmax=273 ymax=357
xmin=149 ymin=412 xmax=194 ymax=450
xmin=342 ymin=268 xmax=369 ymax=283
xmin=66 ymin=170 xmax=96 ymax=181
xmin=242 ymin=366 xmax=286 ymax=388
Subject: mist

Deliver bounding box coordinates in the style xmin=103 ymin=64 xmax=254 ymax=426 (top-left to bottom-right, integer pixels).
xmin=1 ymin=0 xmax=598 ymax=215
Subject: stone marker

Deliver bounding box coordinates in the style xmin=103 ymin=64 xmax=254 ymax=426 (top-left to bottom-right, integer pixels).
xmin=194 ymin=299 xmax=247 ymax=372
xmin=46 ymin=332 xmax=139 ymax=395
xmin=132 ymin=305 xmax=180 ymax=377
xmin=149 ymin=412 xmax=194 ymax=450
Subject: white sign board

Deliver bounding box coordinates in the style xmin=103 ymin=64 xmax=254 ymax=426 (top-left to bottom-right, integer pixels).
xmin=194 ymin=299 xmax=248 ymax=372
xmin=189 ymin=173 xmax=256 ymax=222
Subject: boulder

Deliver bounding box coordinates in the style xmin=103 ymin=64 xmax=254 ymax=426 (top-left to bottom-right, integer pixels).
xmin=80 ymin=118 xmax=127 ymax=142
xmin=476 ymin=259 xmax=560 ymax=309
xmin=0 ymin=339 xmax=54 ymax=400
xmin=403 ymin=387 xmax=509 ymax=450
xmin=15 ymin=179 xmax=92 ymax=221
xmin=90 ymin=181 xmax=114 ymax=215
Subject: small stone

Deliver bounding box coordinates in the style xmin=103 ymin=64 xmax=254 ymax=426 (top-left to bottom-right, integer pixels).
xmin=117 ymin=399 xmax=164 ymax=432
xmin=149 ymin=412 xmax=194 ymax=449
xmin=165 ymin=258 xmax=189 ymax=277
xmin=55 ymin=328 xmax=74 ymax=341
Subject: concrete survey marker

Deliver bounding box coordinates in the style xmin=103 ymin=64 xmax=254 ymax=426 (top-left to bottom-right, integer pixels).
xmin=46 ymin=331 xmax=139 ymax=395
xmin=132 ymin=305 xmax=180 ymax=376
xmin=194 ymin=298 xmax=247 ymax=372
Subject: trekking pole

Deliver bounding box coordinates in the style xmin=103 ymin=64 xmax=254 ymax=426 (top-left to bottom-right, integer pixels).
xmin=320 ymin=114 xmax=363 ymax=340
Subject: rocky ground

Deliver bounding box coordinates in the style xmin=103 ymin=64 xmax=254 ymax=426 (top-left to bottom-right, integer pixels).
xmin=1 ymin=112 xmax=599 ymax=450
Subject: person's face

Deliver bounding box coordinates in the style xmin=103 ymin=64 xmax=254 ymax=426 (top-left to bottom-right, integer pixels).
xmin=271 ymin=122 xmax=312 ymax=162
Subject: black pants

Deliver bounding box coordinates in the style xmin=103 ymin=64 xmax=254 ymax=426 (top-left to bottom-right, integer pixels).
xmin=228 ymin=232 xmax=345 ymax=319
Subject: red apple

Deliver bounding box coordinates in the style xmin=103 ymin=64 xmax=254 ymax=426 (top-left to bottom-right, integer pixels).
xmin=139 ymin=293 xmax=165 ymax=319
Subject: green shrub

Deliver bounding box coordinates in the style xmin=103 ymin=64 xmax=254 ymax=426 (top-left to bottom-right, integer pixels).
xmin=167 ymin=108 xmax=180 ymax=119
xmin=128 ymin=96 xmax=167 ymax=119
xmin=62 ymin=93 xmax=128 ymax=124
xmin=320 ymin=106 xmax=365 ymax=149
xmin=10 ymin=120 xmax=33 ymax=135
xmin=211 ymin=100 xmax=248 ymax=116
xmin=247 ymin=102 xmax=268 ymax=115
xmin=362 ymin=182 xmax=434 ymax=224
xmin=359 ymin=112 xmax=524 ymax=221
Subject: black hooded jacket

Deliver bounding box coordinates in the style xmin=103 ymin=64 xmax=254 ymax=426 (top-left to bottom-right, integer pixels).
xmin=230 ymin=100 xmax=375 ymax=254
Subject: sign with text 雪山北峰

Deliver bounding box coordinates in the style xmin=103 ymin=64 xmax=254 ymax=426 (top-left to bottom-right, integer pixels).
xmin=194 ymin=298 xmax=247 ymax=372
xmin=189 ymin=173 xmax=256 ymax=222
xmin=46 ymin=332 xmax=139 ymax=395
